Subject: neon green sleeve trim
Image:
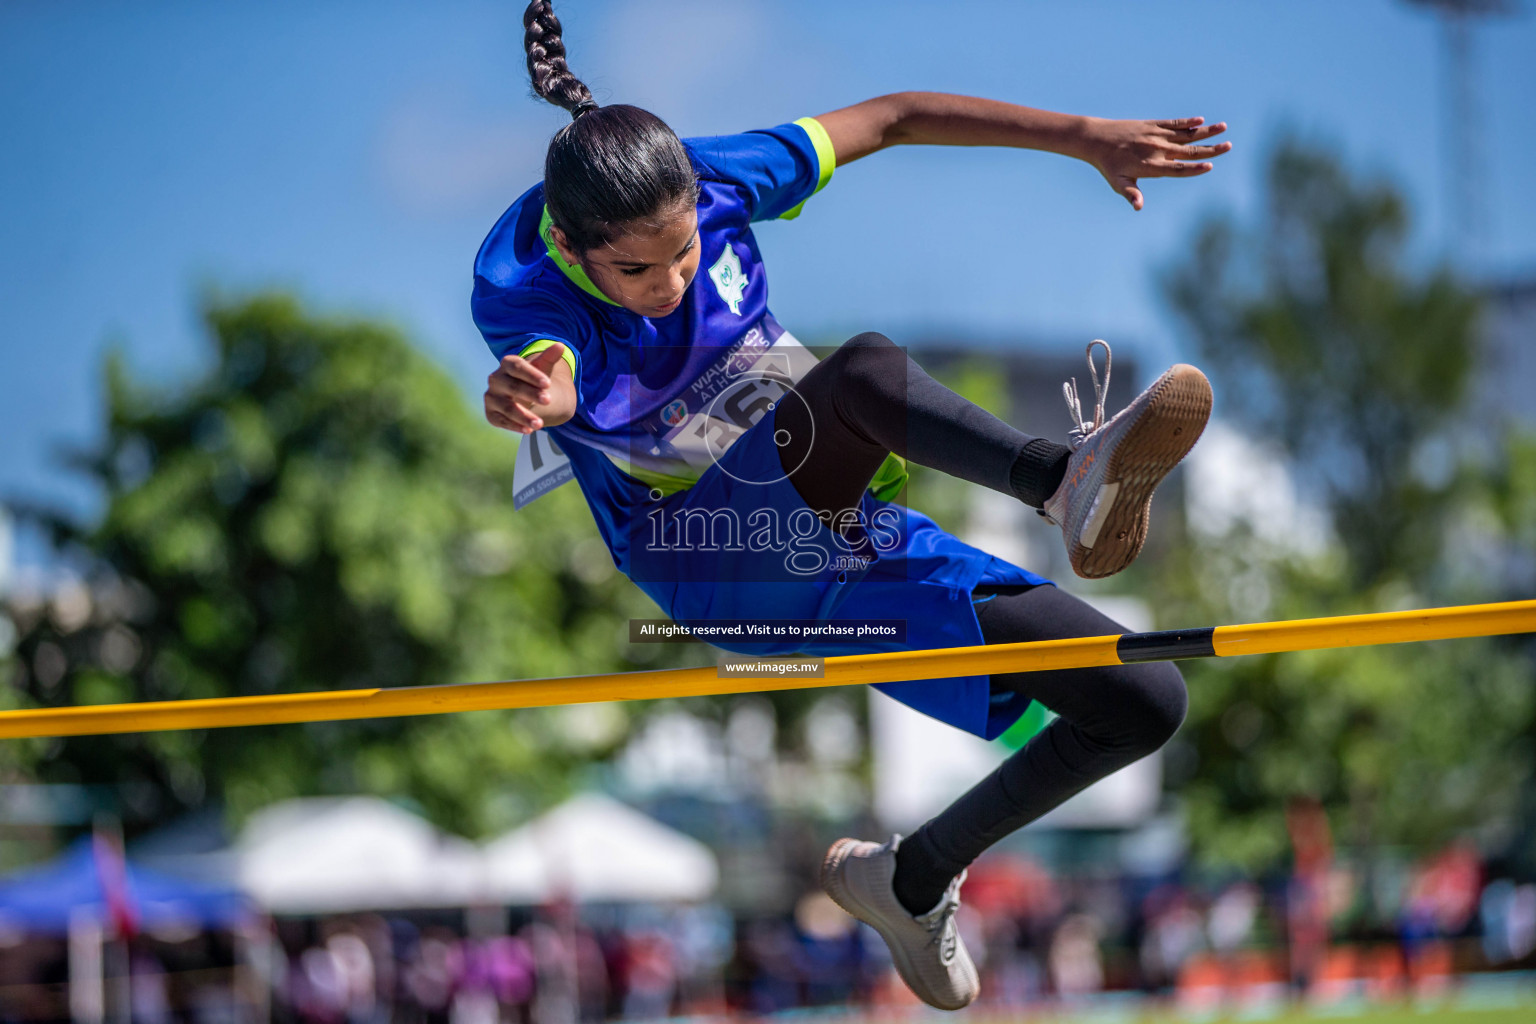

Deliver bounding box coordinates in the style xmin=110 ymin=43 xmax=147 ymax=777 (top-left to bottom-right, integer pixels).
xmin=780 ymin=116 xmax=838 ymax=221
xmin=796 ymin=116 xmax=837 ymax=193
xmin=868 ymin=453 xmax=908 ymax=502
xmin=516 ymin=338 xmax=578 ymax=381
xmin=538 ymin=206 xmax=620 ymax=306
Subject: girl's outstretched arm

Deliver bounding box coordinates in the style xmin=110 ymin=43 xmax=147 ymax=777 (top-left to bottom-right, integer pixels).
xmin=813 ymin=92 xmax=1230 ymax=210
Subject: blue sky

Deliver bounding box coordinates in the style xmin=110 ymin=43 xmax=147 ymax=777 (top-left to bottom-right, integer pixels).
xmin=3 ymin=0 xmax=1534 ymax=524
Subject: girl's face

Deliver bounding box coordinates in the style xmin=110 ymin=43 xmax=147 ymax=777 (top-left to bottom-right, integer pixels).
xmin=553 ymin=207 xmax=701 ymax=318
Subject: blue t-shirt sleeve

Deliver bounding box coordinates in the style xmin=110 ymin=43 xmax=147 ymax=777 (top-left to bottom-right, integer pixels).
xmin=471 ymin=286 xmax=583 ymax=388
xmin=685 ymin=118 xmax=837 ymax=223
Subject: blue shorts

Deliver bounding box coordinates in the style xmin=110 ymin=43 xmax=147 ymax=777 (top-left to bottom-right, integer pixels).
xmin=628 ymin=409 xmax=1050 ymax=740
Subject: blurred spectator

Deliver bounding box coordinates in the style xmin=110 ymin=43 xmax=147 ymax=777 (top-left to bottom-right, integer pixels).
xmin=1286 ymin=798 xmax=1333 ymax=994
xmin=1400 ymin=842 xmax=1482 ymax=992
xmin=1139 ymin=886 xmax=1205 ymax=992
xmin=619 ymin=931 xmax=675 ymax=1019
xmin=668 ymin=903 xmax=733 ymax=1013
xmin=1208 ymin=882 xmax=1260 ymax=955
xmin=522 ymin=921 xmax=575 ymax=1024
xmin=986 ymin=917 xmax=1045 ymax=1008
xmin=1482 ymin=879 xmax=1536 ymax=965
xmin=293 ymin=943 xmax=347 ymax=1024
xmin=481 ymin=934 xmax=538 ymax=1015
xmin=1049 ymin=912 xmax=1105 ymax=1000
xmin=1510 ymin=884 xmax=1536 ymax=964
xmin=734 ymin=918 xmax=800 ymax=1013
xmin=129 ymin=948 xmax=172 ymax=1024
xmin=326 ymin=932 xmax=377 ymax=1024
xmin=1403 ymin=842 xmax=1481 ymax=940
xmin=404 ymin=929 xmax=461 ymax=1024
xmin=451 ymin=936 xmax=511 ymax=1024
xmin=791 ymin=892 xmax=864 ymax=1006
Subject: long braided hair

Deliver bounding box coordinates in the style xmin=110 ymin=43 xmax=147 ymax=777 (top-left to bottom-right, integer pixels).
xmin=523 ymin=1 xmax=698 ymax=254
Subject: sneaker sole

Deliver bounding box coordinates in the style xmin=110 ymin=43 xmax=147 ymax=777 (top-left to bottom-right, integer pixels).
xmin=1071 ymin=364 xmax=1212 ymax=579
xmin=820 ymin=838 xmax=976 ymax=1011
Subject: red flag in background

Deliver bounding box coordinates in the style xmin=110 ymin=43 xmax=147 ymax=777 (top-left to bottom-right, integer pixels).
xmin=92 ymin=829 xmax=139 ymax=939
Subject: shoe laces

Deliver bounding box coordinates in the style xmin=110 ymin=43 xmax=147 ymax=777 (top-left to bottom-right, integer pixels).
xmin=1062 ymin=340 xmax=1113 ymax=449
xmin=914 ymin=870 xmax=967 ymax=961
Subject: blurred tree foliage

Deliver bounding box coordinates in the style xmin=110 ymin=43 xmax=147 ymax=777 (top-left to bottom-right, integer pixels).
xmin=0 ymin=294 xmax=695 ymax=837
xmin=1159 ymin=139 xmax=1536 ymax=871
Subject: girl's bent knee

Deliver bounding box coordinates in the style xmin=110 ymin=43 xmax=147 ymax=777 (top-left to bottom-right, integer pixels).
xmin=832 ymin=333 xmax=899 ymax=372
xmin=812 ymin=333 xmax=904 ymax=404
xmin=1082 ymin=663 xmax=1187 ymax=759
xmin=1125 ymin=663 xmax=1188 ymax=752
xmin=843 ymin=331 xmax=895 ymax=352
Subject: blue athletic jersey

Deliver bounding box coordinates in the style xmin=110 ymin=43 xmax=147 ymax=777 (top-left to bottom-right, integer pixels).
xmin=473 ymin=118 xmax=902 ymax=573
xmin=472 ymin=118 xmax=1050 ymax=741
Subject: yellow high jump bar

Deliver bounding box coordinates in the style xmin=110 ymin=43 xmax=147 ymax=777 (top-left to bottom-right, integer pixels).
xmin=0 ymin=600 xmax=1532 ymax=741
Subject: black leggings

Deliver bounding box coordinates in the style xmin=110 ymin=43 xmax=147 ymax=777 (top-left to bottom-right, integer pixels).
xmin=771 ymin=334 xmax=1187 ymax=914
xmin=771 ymin=332 xmax=1072 ymax=518
xmin=894 ymin=583 xmax=1187 ymax=913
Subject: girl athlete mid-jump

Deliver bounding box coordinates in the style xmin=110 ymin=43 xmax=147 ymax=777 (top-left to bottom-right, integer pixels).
xmin=477 ymin=2 xmax=1227 ymax=1009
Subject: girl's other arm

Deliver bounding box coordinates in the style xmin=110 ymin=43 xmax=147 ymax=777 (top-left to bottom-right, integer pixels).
xmin=485 ymin=344 xmax=576 ymax=434
xmin=813 ymin=92 xmax=1230 ymax=210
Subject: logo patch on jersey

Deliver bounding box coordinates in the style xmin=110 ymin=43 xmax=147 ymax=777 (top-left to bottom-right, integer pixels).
xmin=660 ymin=398 xmax=688 ymax=426
xmin=708 ymin=245 xmax=748 ymax=315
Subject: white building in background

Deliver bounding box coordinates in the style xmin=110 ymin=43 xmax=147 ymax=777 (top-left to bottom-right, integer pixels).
xmin=1181 ymin=421 xmax=1332 ymax=556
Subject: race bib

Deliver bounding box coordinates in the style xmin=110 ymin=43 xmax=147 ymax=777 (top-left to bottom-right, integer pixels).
xmin=644 ymin=328 xmax=819 ymax=477
xmin=512 ymin=325 xmax=821 ymax=507
xmin=512 ymin=427 xmax=573 ymax=510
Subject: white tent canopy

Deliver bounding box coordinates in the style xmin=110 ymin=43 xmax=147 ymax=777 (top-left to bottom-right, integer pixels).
xmin=236 ymin=797 xmax=484 ymax=914
xmin=230 ymin=793 xmax=717 ymax=913
xmin=481 ymin=792 xmax=718 ymax=904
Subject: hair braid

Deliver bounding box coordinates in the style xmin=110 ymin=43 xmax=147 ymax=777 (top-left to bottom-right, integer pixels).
xmin=518 ymin=1 xmax=697 ymax=255
xmin=523 ymin=1 xmax=595 ymax=118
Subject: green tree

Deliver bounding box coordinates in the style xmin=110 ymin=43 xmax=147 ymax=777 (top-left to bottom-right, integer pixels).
xmin=1158 ymin=140 xmax=1534 ymax=870
xmin=1 ymin=294 xmax=693 ymax=837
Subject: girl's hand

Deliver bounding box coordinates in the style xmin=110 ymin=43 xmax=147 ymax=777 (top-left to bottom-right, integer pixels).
xmin=1081 ymin=116 xmax=1230 ymax=211
xmin=485 ymin=344 xmax=576 ymax=434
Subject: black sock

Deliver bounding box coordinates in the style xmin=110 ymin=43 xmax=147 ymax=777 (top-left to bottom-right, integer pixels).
xmin=892 ymin=830 xmax=965 ymax=917
xmin=1008 ymin=438 xmax=1073 ymax=507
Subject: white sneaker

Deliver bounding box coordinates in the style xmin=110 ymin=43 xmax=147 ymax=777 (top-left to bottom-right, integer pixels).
xmin=820 ymin=835 xmax=979 ymax=1010
xmin=1040 ymin=340 xmax=1212 ymax=579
